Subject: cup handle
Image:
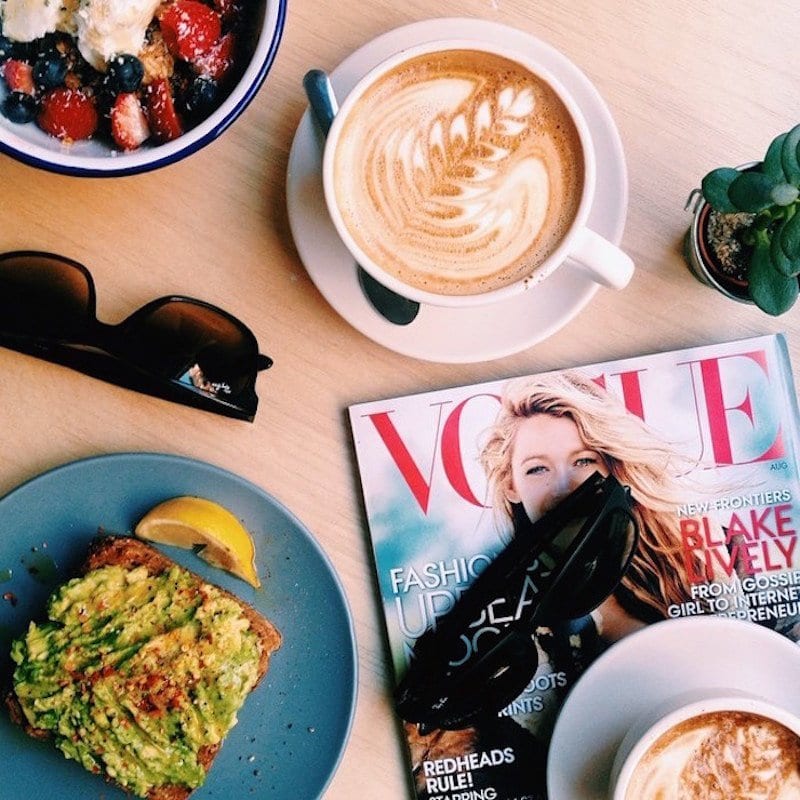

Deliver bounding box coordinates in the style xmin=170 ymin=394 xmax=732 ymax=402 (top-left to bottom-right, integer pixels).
xmin=569 ymin=228 xmax=635 ymax=290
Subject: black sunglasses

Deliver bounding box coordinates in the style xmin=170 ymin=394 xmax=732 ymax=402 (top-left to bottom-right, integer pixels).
xmin=394 ymin=472 xmax=638 ymax=731
xmin=0 ymin=252 xmax=272 ymax=421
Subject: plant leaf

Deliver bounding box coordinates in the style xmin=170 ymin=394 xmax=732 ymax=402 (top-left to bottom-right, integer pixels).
xmin=701 ymin=167 xmax=740 ymax=212
xmin=780 ymin=208 xmax=800 ymax=259
xmin=749 ymin=240 xmax=799 ymax=315
xmin=770 ymin=227 xmax=800 ymax=276
xmin=763 ymin=132 xmax=788 ymax=181
xmin=781 ymin=123 xmax=800 ymax=184
xmin=728 ymin=171 xmax=779 ymax=212
xmin=771 ymin=183 xmax=799 ymax=206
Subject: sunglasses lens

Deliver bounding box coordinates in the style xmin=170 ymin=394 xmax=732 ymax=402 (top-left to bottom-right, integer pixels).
xmin=538 ymin=516 xmax=589 ymax=569
xmin=118 ymin=300 xmax=261 ymax=399
xmin=0 ymin=253 xmax=92 ymax=337
xmin=450 ymin=632 xmax=538 ymax=727
xmin=554 ymin=509 xmax=637 ymax=618
xmin=397 ymin=628 xmax=538 ymax=730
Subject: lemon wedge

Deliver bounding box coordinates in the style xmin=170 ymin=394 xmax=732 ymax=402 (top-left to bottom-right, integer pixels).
xmin=135 ymin=496 xmax=261 ymax=588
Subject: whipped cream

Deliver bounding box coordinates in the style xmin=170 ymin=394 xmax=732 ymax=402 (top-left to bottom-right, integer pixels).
xmin=74 ymin=0 xmax=162 ymax=70
xmin=0 ymin=0 xmax=75 ymax=42
xmin=0 ymin=0 xmax=163 ymax=70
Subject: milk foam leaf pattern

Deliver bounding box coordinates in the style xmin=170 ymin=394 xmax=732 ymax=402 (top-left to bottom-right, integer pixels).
xmin=331 ymin=50 xmax=586 ymax=296
xmin=419 ymin=86 xmax=536 ymax=205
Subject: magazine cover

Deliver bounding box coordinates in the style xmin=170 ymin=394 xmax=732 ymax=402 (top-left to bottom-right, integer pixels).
xmin=348 ymin=333 xmax=800 ymax=800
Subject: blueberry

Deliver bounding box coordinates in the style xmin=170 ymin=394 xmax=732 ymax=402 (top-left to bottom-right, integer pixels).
xmin=184 ymin=76 xmax=219 ymax=117
xmin=1 ymin=92 xmax=37 ymax=124
xmin=32 ymin=33 xmax=59 ymax=60
xmin=9 ymin=40 xmax=36 ymax=61
xmin=72 ymin=56 xmax=103 ymax=90
xmin=33 ymin=51 xmax=68 ymax=89
xmin=106 ymin=54 xmax=144 ymax=93
xmin=0 ymin=35 xmax=13 ymax=62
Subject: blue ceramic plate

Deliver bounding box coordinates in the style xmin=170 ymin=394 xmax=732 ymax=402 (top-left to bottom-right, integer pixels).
xmin=0 ymin=452 xmax=356 ymax=799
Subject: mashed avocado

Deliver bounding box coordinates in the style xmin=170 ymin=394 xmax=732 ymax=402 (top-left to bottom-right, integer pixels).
xmin=10 ymin=564 xmax=262 ymax=797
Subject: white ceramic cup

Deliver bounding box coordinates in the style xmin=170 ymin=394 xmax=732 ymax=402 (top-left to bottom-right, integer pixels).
xmin=322 ymin=39 xmax=635 ymax=308
xmin=609 ymin=690 xmax=800 ymax=800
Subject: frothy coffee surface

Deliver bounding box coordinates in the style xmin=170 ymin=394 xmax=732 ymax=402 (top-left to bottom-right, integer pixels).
xmin=625 ymin=711 xmax=800 ymax=800
xmin=332 ymin=49 xmax=584 ymax=296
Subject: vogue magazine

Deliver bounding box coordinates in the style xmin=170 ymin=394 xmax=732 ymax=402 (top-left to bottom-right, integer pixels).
xmin=348 ymin=334 xmax=800 ymax=800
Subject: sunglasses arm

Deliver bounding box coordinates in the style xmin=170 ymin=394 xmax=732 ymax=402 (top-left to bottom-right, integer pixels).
xmin=1 ymin=336 xmax=259 ymax=421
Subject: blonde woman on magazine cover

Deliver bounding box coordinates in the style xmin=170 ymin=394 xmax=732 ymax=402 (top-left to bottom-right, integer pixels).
xmin=403 ymin=370 xmax=723 ymax=800
xmin=405 ymin=371 xmax=720 ymax=800
xmin=478 ymin=369 xmax=716 ymax=642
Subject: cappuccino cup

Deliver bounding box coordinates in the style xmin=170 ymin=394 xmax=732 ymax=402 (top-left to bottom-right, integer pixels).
xmin=609 ymin=692 xmax=800 ymax=800
xmin=321 ymin=39 xmax=634 ymax=308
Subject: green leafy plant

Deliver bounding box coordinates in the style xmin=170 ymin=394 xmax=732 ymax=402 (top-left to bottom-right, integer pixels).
xmin=701 ymin=123 xmax=800 ymax=315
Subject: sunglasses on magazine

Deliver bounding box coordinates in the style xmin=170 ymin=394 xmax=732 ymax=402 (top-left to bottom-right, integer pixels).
xmin=394 ymin=472 xmax=638 ymax=731
xmin=0 ymin=251 xmax=272 ymax=421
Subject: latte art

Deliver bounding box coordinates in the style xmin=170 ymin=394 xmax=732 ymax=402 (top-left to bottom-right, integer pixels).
xmin=332 ymin=50 xmax=584 ymax=295
xmin=625 ymin=711 xmax=800 ymax=800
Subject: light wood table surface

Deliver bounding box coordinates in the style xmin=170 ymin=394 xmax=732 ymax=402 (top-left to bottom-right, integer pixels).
xmin=1 ymin=1 xmax=799 ymax=797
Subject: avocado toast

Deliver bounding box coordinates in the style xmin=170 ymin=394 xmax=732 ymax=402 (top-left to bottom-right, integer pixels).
xmin=5 ymin=536 xmax=282 ymax=799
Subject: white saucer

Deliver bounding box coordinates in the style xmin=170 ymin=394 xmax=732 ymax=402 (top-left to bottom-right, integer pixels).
xmin=285 ymin=17 xmax=629 ymax=364
xmin=547 ymin=617 xmax=800 ymax=799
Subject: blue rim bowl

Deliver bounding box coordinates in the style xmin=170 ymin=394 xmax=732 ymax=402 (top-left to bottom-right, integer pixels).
xmin=0 ymin=0 xmax=288 ymax=177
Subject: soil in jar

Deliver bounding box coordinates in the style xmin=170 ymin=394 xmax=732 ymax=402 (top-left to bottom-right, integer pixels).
xmin=696 ymin=203 xmax=754 ymax=299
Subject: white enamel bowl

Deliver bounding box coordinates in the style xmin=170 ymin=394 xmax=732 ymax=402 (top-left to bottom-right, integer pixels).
xmin=0 ymin=0 xmax=287 ymax=176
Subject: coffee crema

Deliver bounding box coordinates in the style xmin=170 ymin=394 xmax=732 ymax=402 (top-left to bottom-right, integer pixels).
xmin=625 ymin=710 xmax=800 ymax=800
xmin=332 ymin=49 xmax=585 ymax=296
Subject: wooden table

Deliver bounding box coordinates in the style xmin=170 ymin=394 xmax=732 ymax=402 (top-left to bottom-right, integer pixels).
xmin=1 ymin=1 xmax=798 ymax=796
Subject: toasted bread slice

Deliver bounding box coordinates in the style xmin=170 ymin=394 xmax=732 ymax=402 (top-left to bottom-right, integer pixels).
xmin=6 ymin=535 xmax=282 ymax=800
xmin=82 ymin=537 xmax=282 ymax=684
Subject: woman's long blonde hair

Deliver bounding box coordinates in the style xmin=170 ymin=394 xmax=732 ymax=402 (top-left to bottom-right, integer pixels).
xmin=479 ymin=370 xmax=704 ymax=619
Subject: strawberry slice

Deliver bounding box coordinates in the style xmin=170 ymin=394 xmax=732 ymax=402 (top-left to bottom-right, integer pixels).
xmin=158 ymin=0 xmax=221 ymax=61
xmin=3 ymin=60 xmax=35 ymax=95
xmin=37 ymin=88 xmax=98 ymax=141
xmin=192 ymin=31 xmax=235 ymax=81
xmin=144 ymin=79 xmax=183 ymax=142
xmin=212 ymin=0 xmax=243 ymax=26
xmin=110 ymin=92 xmax=150 ymax=151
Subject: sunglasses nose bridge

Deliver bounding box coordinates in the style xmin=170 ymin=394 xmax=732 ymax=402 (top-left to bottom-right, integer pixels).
xmin=91 ymin=319 xmax=117 ymax=342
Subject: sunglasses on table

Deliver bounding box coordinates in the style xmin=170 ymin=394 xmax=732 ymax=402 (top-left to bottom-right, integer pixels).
xmin=0 ymin=252 xmax=272 ymax=421
xmin=394 ymin=472 xmax=638 ymax=732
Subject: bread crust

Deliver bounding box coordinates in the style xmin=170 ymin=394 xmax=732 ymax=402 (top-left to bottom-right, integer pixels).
xmin=5 ymin=535 xmax=282 ymax=800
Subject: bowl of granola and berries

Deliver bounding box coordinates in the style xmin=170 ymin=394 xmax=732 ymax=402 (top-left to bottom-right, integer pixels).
xmin=0 ymin=0 xmax=286 ymax=176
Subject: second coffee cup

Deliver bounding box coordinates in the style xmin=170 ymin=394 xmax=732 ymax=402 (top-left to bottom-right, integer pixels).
xmin=609 ymin=692 xmax=800 ymax=800
xmin=322 ymin=38 xmax=634 ymax=308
